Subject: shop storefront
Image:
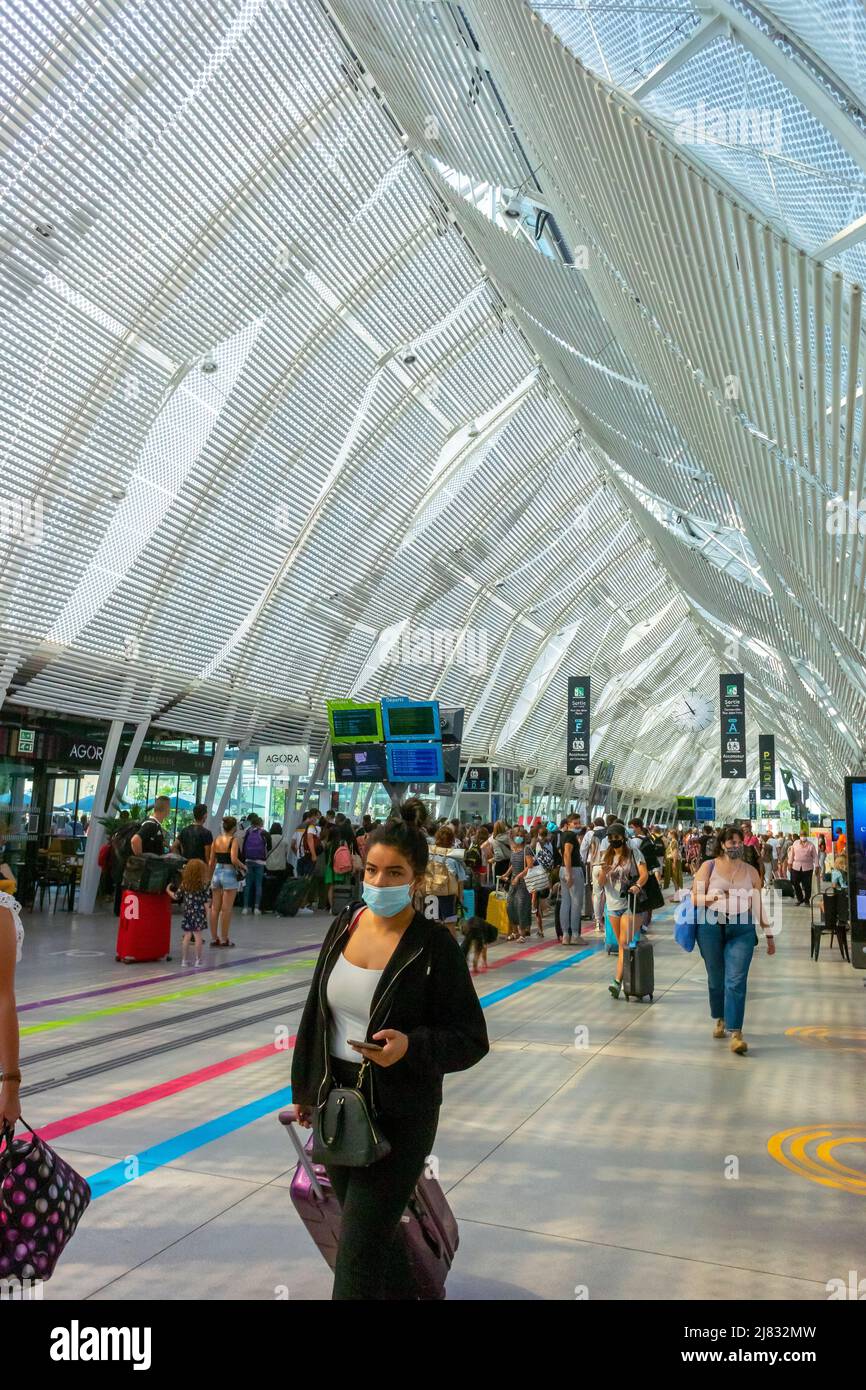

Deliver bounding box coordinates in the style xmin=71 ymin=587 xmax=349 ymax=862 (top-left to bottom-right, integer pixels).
xmin=0 ymin=712 xmax=215 ymax=906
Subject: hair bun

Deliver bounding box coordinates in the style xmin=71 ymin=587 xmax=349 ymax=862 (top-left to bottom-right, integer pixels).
xmin=397 ymin=797 xmax=429 ymax=829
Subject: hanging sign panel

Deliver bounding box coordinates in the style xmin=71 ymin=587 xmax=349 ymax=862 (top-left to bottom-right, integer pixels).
xmin=257 ymin=745 xmax=310 ymax=778
xmin=719 ymin=674 xmax=746 ymax=779
xmin=758 ymin=734 xmax=775 ymax=801
xmin=748 ymin=788 xmax=757 ymax=821
xmin=567 ymin=677 xmax=591 ymax=778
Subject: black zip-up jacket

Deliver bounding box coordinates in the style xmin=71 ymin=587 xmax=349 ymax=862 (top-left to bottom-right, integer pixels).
xmin=291 ymin=904 xmax=489 ymax=1118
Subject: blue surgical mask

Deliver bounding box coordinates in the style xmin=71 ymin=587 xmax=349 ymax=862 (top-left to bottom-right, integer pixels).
xmin=513 ymin=837 xmax=524 ymax=845
xmin=362 ymin=881 xmax=413 ymax=916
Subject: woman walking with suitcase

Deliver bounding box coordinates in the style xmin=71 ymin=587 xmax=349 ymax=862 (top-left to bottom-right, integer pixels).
xmin=291 ymin=801 xmax=489 ymax=1300
xmin=691 ymin=825 xmax=775 ymax=1054
xmin=598 ymin=825 xmax=648 ymax=998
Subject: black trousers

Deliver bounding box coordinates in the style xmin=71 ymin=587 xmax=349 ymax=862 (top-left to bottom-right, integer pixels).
xmin=324 ymin=1056 xmax=439 ymax=1300
xmin=790 ymin=868 xmax=813 ymax=904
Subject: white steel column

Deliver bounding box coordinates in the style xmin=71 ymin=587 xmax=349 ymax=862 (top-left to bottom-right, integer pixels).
xmin=106 ymin=719 xmax=150 ymax=817
xmin=78 ymin=719 xmax=127 ymax=915
xmin=212 ymin=744 xmax=251 ymax=829
xmin=203 ymin=738 xmax=227 ymax=817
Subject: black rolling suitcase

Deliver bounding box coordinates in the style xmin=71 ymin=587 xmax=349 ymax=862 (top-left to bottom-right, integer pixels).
xmin=276 ymin=876 xmax=309 ymax=917
xmin=773 ymin=877 xmax=795 ymax=898
xmin=622 ymin=938 xmax=654 ymax=1001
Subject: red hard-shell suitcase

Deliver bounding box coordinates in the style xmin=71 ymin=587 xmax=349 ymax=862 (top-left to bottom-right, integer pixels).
xmin=116 ymin=890 xmax=172 ymax=963
xmin=278 ymin=1106 xmax=458 ymax=1299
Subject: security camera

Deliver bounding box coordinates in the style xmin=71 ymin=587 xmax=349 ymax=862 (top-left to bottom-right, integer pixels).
xmin=503 ymin=194 xmax=521 ymax=219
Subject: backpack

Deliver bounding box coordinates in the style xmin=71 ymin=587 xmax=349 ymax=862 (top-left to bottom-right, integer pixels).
xmin=241 ymin=828 xmax=268 ymax=861
xmin=111 ymin=820 xmax=141 ymax=875
xmin=639 ymin=836 xmax=660 ymax=872
xmin=464 ymin=844 xmax=481 ymax=871
xmin=333 ymin=843 xmax=352 ymax=875
xmin=424 ymin=853 xmax=458 ymax=897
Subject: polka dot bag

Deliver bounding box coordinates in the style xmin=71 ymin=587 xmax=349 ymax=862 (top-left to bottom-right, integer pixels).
xmin=0 ymin=1119 xmax=91 ymax=1282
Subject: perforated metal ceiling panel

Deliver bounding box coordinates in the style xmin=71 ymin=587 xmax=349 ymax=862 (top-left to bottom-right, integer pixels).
xmin=1 ymin=0 xmax=864 ymax=813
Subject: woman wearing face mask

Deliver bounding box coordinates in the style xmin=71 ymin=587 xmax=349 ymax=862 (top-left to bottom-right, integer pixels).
xmin=502 ymin=827 xmax=534 ymax=942
xmin=290 ymin=799 xmax=489 ymax=1300
xmin=598 ymin=824 xmax=648 ymax=997
xmin=691 ymin=825 xmax=775 ymax=1055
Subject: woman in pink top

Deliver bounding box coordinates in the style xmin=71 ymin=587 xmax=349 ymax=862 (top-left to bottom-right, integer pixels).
xmin=691 ymin=825 xmax=774 ymax=1054
xmin=788 ymin=833 xmax=819 ymax=906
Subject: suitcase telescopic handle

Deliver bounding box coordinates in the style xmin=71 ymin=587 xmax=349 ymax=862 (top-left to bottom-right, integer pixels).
xmin=278 ymin=1106 xmax=325 ymax=1199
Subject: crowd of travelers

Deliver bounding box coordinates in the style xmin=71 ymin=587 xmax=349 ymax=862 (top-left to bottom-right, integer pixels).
xmin=0 ymin=794 xmax=849 ymax=1298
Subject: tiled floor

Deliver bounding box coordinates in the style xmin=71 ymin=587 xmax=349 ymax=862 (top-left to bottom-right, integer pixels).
xmin=13 ymin=893 xmax=865 ymax=1300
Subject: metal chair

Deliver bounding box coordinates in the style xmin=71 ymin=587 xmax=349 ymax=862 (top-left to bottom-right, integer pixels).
xmin=810 ymin=889 xmax=850 ymax=962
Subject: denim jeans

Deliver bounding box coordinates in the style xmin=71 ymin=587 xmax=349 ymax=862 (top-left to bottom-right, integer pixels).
xmin=558 ymin=867 xmax=585 ymax=939
xmin=243 ymin=861 xmax=265 ymax=909
xmin=696 ymin=918 xmax=757 ymax=1031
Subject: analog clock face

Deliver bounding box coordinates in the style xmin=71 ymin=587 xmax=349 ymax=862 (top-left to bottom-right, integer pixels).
xmin=674 ymin=691 xmax=713 ymax=732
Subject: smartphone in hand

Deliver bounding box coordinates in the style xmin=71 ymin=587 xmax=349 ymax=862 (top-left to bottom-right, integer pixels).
xmin=347 ymin=1038 xmax=384 ymax=1052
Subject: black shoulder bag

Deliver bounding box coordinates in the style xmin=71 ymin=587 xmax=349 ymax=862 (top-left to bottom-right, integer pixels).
xmin=310 ymin=1057 xmax=392 ymax=1167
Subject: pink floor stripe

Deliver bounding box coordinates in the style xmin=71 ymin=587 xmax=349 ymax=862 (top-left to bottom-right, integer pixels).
xmin=28 ymin=1038 xmax=297 ymax=1145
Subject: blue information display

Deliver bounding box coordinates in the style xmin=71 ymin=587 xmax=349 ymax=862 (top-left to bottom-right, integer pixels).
xmin=695 ymin=796 xmax=716 ymax=823
xmin=381 ymin=698 xmax=441 ymax=742
xmin=832 ymin=817 xmax=846 ymax=841
xmin=386 ymin=742 xmax=444 ymax=783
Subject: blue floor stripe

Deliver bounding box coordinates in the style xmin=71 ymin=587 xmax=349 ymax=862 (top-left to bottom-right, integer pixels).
xmin=87 ymin=916 xmax=673 ymax=1199
xmin=88 ymin=1087 xmax=293 ymax=1200
xmin=478 ymin=944 xmax=603 ymax=1006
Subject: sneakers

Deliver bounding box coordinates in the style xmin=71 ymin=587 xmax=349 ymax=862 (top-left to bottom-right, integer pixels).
xmin=297 ymin=906 xmax=314 ymax=915
xmin=194 ymin=958 xmax=204 ymax=968
xmin=254 ymin=908 xmax=262 ymax=916
xmin=713 ymin=1019 xmax=726 ymax=1039
xmin=181 ymin=958 xmax=191 ymax=968
xmin=241 ymin=907 xmax=250 ymax=916
xmin=608 ymin=978 xmax=622 ymax=999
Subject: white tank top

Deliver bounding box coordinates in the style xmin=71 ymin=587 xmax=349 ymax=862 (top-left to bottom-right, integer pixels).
xmin=326 ymin=950 xmax=383 ymax=1063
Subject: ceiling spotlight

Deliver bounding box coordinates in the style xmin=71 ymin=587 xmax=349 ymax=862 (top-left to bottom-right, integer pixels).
xmin=467 ymin=421 xmax=479 ymax=438
xmin=201 ymin=354 xmax=218 ymax=374
xmin=402 ymin=347 xmax=418 ymax=366
xmin=503 ymin=194 xmax=522 ymax=219
xmin=33 ymin=221 xmax=54 ymax=238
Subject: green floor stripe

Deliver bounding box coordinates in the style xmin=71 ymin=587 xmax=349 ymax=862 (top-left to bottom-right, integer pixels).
xmin=21 ymin=961 xmax=317 ymax=1037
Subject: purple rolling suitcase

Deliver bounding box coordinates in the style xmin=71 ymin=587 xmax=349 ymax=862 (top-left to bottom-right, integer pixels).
xmin=278 ymin=1106 xmax=458 ymax=1299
